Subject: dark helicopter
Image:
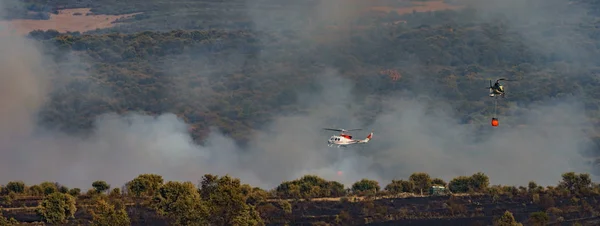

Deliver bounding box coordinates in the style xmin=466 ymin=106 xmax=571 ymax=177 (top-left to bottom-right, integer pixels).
xmin=487 ymin=78 xmax=510 ymax=98
xmin=486 ymin=78 xmax=516 ymax=127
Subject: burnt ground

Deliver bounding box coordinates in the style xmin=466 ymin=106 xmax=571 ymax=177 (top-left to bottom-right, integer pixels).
xmin=258 ymin=194 xmax=600 ymax=226
xmin=3 ymin=194 xmax=600 ymax=225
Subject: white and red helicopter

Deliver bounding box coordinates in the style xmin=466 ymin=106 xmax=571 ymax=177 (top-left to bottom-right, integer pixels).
xmin=324 ymin=128 xmax=373 ymax=148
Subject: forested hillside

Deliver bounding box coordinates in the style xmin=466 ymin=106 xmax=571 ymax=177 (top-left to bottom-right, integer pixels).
xmin=19 ymin=0 xmax=600 ymax=140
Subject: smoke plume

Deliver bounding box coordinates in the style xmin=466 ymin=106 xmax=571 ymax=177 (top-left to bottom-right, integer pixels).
xmin=0 ymin=0 xmax=597 ymax=191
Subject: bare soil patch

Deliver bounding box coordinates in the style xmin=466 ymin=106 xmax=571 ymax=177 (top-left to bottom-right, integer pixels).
xmin=371 ymin=0 xmax=464 ymax=14
xmin=0 ymin=8 xmax=141 ymax=35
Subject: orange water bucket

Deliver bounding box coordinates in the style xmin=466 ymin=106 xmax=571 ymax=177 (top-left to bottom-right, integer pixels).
xmin=491 ymin=118 xmax=499 ymax=127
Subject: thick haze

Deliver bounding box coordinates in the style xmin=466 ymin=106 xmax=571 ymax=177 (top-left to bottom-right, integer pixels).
xmin=0 ymin=0 xmax=598 ymax=190
xmin=464 ymin=0 xmax=595 ymax=66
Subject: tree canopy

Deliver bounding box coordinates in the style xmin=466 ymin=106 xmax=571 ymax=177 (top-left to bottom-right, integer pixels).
xmin=0 ymin=171 xmax=598 ymax=225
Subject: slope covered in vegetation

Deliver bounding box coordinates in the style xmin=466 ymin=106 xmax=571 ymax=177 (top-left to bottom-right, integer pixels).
xmin=1 ymin=172 xmax=600 ymax=225
xmin=23 ymin=3 xmax=600 ymax=140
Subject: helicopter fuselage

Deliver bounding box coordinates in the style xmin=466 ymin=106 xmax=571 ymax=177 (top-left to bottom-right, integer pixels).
xmin=327 ymin=132 xmax=373 ymax=148
xmin=327 ymin=135 xmax=354 ymax=146
xmin=489 ymin=85 xmax=504 ymax=97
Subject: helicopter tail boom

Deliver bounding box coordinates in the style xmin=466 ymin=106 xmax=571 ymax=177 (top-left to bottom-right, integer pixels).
xmin=356 ymin=131 xmax=373 ymax=143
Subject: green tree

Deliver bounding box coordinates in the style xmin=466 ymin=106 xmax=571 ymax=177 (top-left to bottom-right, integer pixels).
xmin=275 ymin=175 xmax=345 ymax=199
xmin=28 ymin=185 xmax=43 ymax=196
xmin=90 ymin=199 xmax=131 ymax=226
xmin=448 ymin=176 xmax=471 ymax=193
xmin=448 ymin=173 xmax=490 ymax=193
xmin=199 ymin=174 xmax=219 ymax=199
xmin=92 ymin=181 xmax=111 ymax=194
xmin=109 ymin=188 xmax=121 ymax=198
xmin=57 ymin=184 xmax=69 ymax=194
xmin=152 ymin=181 xmax=208 ymax=225
xmin=470 ymin=172 xmax=490 ymax=192
xmin=528 ymin=211 xmax=549 ymax=226
xmin=494 ymin=210 xmax=523 ymax=226
xmin=559 ymin=172 xmax=579 ymax=190
xmin=528 ymin=181 xmax=538 ymax=192
xmin=558 ymin=172 xmax=592 ymax=194
xmin=384 ymin=180 xmax=404 ymax=194
xmin=398 ymin=180 xmax=415 ymax=193
xmin=36 ymin=192 xmax=77 ymax=224
xmin=39 ymin=182 xmax=57 ymax=195
xmin=200 ymin=174 xmax=264 ymax=226
xmin=351 ymin=179 xmax=380 ymax=194
xmin=127 ymin=174 xmax=164 ymax=197
xmin=68 ymin=188 xmax=81 ymax=197
xmin=432 ymin=178 xmax=447 ymax=186
xmin=327 ymin=181 xmax=346 ymax=197
xmin=5 ymin=181 xmax=25 ymax=194
xmin=241 ymin=185 xmax=269 ymax=206
xmin=409 ymin=172 xmax=432 ymax=195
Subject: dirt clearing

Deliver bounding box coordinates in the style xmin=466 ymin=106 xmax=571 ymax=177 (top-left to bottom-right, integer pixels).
xmin=0 ymin=8 xmax=141 ymax=36
xmin=370 ymin=0 xmax=464 ymax=14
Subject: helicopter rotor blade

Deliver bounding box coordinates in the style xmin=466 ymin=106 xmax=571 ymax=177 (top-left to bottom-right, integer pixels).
xmin=345 ymin=128 xmax=362 ymax=131
xmin=323 ymin=128 xmax=362 ymax=133
xmin=497 ymin=78 xmax=517 ymax=82
xmin=323 ymin=128 xmax=344 ymax=132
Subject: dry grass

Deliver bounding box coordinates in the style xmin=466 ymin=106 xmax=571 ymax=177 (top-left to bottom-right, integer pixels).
xmin=314 ymin=0 xmax=465 ymax=43
xmin=265 ymin=193 xmax=464 ymax=203
xmin=370 ymin=0 xmax=464 ymax=14
xmin=0 ymin=8 xmax=141 ymax=35
xmin=0 ymin=1 xmax=462 ymax=37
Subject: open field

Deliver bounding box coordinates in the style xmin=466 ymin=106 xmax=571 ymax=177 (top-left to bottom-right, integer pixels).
xmin=0 ymin=8 xmax=140 ymax=35
xmin=0 ymin=0 xmax=464 ymax=35
xmin=370 ymin=0 xmax=464 ymax=14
